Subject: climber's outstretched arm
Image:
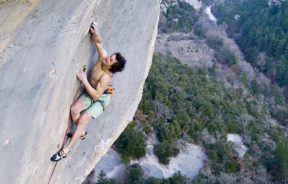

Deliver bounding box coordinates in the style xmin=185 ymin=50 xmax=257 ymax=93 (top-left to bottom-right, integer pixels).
xmin=90 ymin=22 xmax=108 ymax=59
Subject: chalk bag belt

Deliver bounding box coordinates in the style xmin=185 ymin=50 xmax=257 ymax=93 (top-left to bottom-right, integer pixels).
xmin=95 ymin=100 xmax=106 ymax=111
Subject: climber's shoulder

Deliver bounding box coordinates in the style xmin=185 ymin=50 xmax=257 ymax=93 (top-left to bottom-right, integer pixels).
xmin=100 ymin=72 xmax=112 ymax=84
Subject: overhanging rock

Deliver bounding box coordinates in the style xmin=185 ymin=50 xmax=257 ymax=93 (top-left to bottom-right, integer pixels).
xmin=0 ymin=0 xmax=160 ymax=183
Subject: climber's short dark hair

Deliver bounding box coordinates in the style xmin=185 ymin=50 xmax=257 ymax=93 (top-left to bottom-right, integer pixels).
xmin=110 ymin=52 xmax=126 ymax=73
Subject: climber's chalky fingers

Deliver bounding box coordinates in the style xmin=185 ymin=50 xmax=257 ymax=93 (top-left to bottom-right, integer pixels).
xmin=90 ymin=26 xmax=95 ymax=33
xmin=90 ymin=21 xmax=97 ymax=33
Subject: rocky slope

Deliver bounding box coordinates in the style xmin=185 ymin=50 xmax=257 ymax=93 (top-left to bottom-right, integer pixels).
xmin=0 ymin=0 xmax=160 ymax=183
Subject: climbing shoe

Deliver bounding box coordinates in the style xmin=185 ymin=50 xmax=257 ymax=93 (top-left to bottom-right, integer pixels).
xmin=80 ymin=131 xmax=87 ymax=140
xmin=50 ymin=149 xmax=69 ymax=162
xmin=66 ymin=132 xmax=73 ymax=138
xmin=66 ymin=131 xmax=87 ymax=140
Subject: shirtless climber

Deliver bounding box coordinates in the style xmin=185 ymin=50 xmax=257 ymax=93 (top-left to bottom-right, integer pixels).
xmin=51 ymin=22 xmax=127 ymax=161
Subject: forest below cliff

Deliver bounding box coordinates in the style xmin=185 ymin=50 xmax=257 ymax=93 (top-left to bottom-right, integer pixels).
xmin=94 ymin=54 xmax=288 ymax=184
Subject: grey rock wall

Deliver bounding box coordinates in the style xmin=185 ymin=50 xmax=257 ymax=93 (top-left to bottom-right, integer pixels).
xmin=0 ymin=0 xmax=160 ymax=183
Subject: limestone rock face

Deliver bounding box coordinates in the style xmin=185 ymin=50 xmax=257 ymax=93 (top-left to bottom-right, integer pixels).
xmin=0 ymin=0 xmax=160 ymax=183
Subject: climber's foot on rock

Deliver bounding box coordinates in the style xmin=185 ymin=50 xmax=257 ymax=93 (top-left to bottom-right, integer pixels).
xmin=66 ymin=132 xmax=73 ymax=138
xmin=66 ymin=131 xmax=87 ymax=140
xmin=50 ymin=148 xmax=70 ymax=162
xmin=80 ymin=131 xmax=87 ymax=140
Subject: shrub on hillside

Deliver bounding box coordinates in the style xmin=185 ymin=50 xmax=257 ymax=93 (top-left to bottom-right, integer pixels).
xmin=154 ymin=142 xmax=179 ymax=165
xmin=115 ymin=123 xmax=146 ymax=162
xmin=125 ymin=164 xmax=143 ymax=184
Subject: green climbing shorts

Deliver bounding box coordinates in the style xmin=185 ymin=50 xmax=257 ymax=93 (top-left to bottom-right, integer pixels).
xmin=80 ymin=92 xmax=111 ymax=119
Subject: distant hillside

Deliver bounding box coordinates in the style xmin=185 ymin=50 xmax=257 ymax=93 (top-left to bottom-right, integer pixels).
xmin=213 ymin=0 xmax=288 ymax=88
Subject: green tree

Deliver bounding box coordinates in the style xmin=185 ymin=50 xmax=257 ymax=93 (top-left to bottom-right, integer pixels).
xmin=154 ymin=142 xmax=179 ymax=165
xmin=115 ymin=123 xmax=146 ymax=162
xmin=125 ymin=164 xmax=143 ymax=184
xmin=145 ymin=177 xmax=162 ymax=184
xmin=96 ymin=171 xmax=117 ymax=184
xmin=164 ymin=172 xmax=187 ymax=184
xmin=275 ymin=137 xmax=288 ymax=182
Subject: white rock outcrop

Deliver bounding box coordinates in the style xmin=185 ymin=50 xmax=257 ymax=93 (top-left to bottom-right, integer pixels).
xmin=132 ymin=143 xmax=206 ymax=179
xmin=227 ymin=134 xmax=248 ymax=159
xmin=0 ymin=0 xmax=160 ymax=183
xmin=93 ymin=136 xmax=206 ymax=181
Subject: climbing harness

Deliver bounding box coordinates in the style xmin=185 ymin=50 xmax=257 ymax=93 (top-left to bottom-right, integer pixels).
xmin=95 ymin=85 xmax=114 ymax=111
xmin=104 ymin=84 xmax=115 ymax=96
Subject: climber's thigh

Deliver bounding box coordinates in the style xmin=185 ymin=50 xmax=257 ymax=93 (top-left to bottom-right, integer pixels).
xmin=71 ymin=92 xmax=92 ymax=113
xmin=78 ymin=111 xmax=93 ymax=125
xmin=85 ymin=100 xmax=104 ymax=119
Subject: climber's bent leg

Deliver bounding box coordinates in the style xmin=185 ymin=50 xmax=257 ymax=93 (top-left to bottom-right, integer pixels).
xmin=51 ymin=103 xmax=92 ymax=162
xmin=63 ymin=112 xmax=93 ymax=153
xmin=70 ymin=93 xmax=92 ymax=123
xmin=63 ymin=94 xmax=111 ymax=154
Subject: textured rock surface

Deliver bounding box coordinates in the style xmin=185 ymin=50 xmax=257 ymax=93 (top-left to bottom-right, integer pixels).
xmin=0 ymin=0 xmax=160 ymax=183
